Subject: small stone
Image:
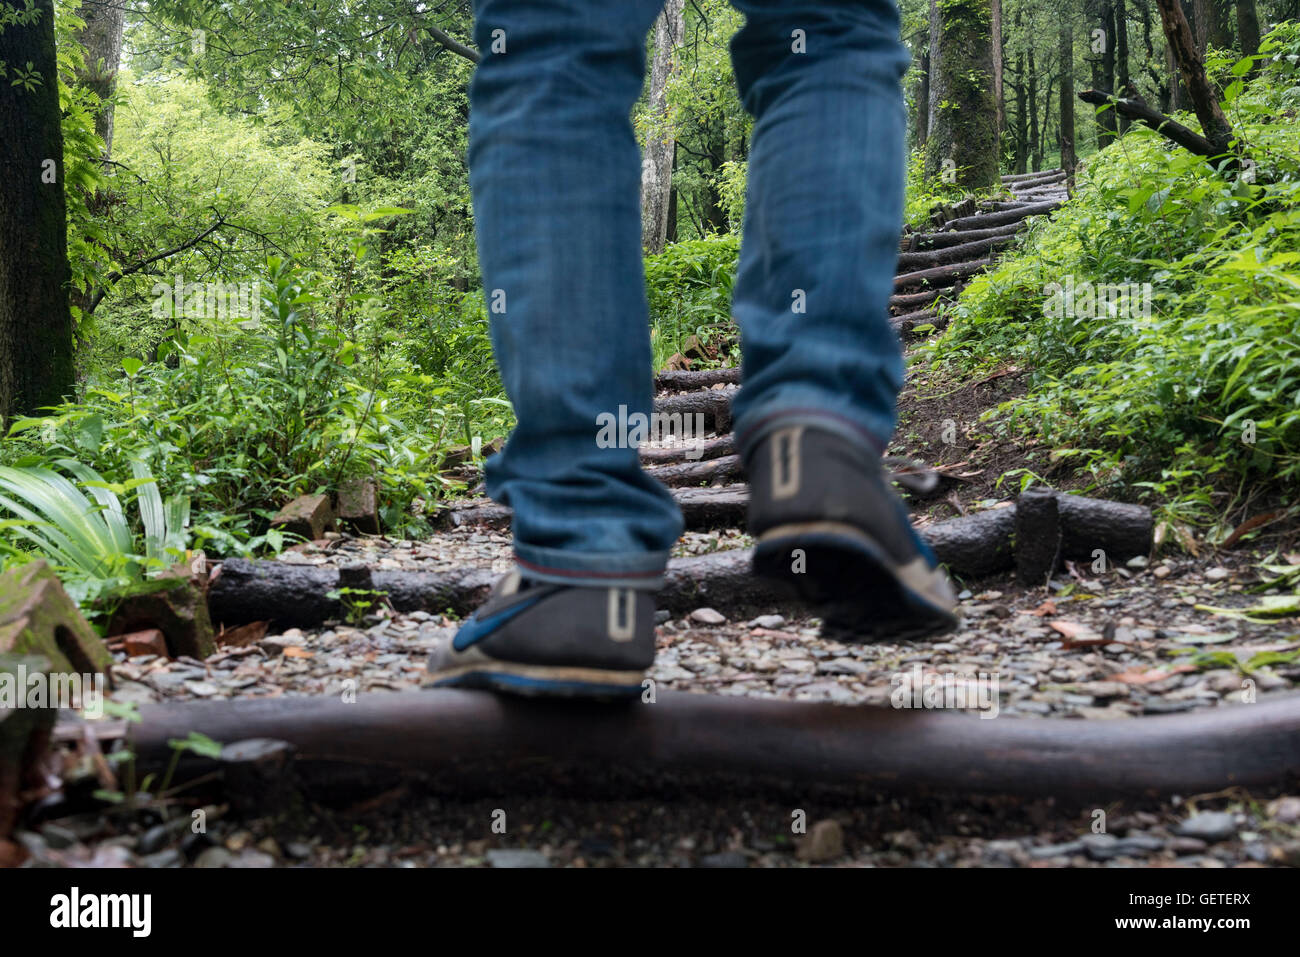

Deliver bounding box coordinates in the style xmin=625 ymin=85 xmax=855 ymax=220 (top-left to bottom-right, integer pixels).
xmin=1028 ymin=840 xmax=1083 ymax=860
xmin=1170 ymin=836 xmax=1207 ymax=853
xmin=486 ymin=849 xmax=551 ymax=868
xmin=1266 ymin=796 xmax=1300 ymax=824
xmin=1153 ymin=566 xmax=1171 ymax=579
xmin=37 ymin=823 xmax=78 ymax=850
xmin=138 ymin=848 xmax=183 ymax=868
xmin=1081 ymin=833 xmax=1120 ymax=861
xmin=1204 ymin=567 xmax=1230 ymax=582
xmin=796 ymin=820 xmax=844 ymax=863
xmin=1071 ymin=681 xmax=1128 ymax=699
xmin=229 ymin=850 xmax=276 ymax=868
xmin=1126 ymin=556 xmax=1149 ymax=569
xmin=689 ymin=607 xmax=727 ymax=625
xmin=817 ymin=657 xmax=869 ymax=676
xmin=259 ymin=632 xmax=302 ymax=655
xmin=698 ymin=850 xmax=749 ymax=868
xmin=747 ymin=614 xmax=786 ymax=629
xmin=194 ymin=847 xmax=234 ymax=868
xmin=653 ymin=610 xmax=670 ymax=624
xmin=1174 ymin=812 xmax=1238 ymax=843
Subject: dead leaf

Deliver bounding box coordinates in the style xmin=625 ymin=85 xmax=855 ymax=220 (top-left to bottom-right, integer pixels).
xmin=217 ymin=620 xmax=269 ymax=648
xmin=282 ymin=646 xmax=315 ymax=659
xmin=1029 ymin=599 xmax=1057 ymax=617
xmin=1049 ymin=620 xmax=1086 ymax=639
xmin=1113 ymin=666 xmax=1197 ymax=684
xmin=1221 ymin=509 xmax=1287 ymax=549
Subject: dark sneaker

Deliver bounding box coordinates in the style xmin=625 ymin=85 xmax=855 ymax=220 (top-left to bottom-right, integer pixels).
xmin=423 ymin=570 xmax=655 ymax=697
xmin=745 ymin=425 xmax=958 ymax=640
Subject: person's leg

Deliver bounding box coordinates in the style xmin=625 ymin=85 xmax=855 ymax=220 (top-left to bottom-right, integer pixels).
xmin=469 ymin=0 xmax=682 ymax=589
xmin=427 ymin=0 xmax=680 ymax=696
xmin=726 ymin=1 xmax=957 ymax=638
xmin=727 ymin=0 xmax=910 ymax=453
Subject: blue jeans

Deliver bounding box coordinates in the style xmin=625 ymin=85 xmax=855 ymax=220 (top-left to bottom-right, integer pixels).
xmin=469 ymin=0 xmax=910 ymax=588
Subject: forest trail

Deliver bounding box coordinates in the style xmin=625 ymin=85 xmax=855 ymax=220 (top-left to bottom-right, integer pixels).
xmin=34 ymin=169 xmax=1298 ymax=870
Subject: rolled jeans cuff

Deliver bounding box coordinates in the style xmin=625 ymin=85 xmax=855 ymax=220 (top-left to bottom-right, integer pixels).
xmin=513 ymin=542 xmax=669 ymax=590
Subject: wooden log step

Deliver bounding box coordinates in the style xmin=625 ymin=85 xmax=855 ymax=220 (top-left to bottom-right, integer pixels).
xmin=654 ymin=367 xmax=741 ymax=392
xmin=893 ymin=259 xmax=990 ymax=292
xmin=652 ymin=389 xmax=733 ymax=435
xmin=938 ymin=199 xmax=1063 ymax=233
xmin=903 ymin=219 xmax=1028 ymax=252
xmin=896 ymin=234 xmax=1017 ymax=272
xmin=127 ymin=686 xmax=1300 ymax=805
xmin=645 ymin=454 xmax=744 ymax=488
xmin=210 ymin=492 xmax=1153 ymax=629
xmin=639 ymin=434 xmax=735 ymax=465
xmin=1001 ymin=168 xmax=1064 ymax=183
xmin=890 ymin=287 xmax=945 ymax=311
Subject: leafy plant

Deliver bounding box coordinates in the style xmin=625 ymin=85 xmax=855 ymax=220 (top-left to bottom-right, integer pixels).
xmin=0 ymin=459 xmax=189 ymax=601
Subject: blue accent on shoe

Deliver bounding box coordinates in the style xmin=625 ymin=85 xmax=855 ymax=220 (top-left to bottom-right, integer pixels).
xmin=452 ymin=594 xmax=546 ymax=652
xmin=428 ymin=669 xmax=642 ymax=698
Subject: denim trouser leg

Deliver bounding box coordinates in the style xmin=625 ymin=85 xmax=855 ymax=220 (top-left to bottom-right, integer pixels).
xmin=467 ymin=0 xmax=910 ymax=588
xmin=469 ymin=0 xmax=684 ymax=588
xmin=727 ymin=1 xmax=912 ymax=457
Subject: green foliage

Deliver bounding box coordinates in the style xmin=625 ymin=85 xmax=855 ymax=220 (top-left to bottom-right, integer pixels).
xmin=925 ymin=35 xmax=1300 ymax=521
xmin=644 ymin=235 xmax=740 ymax=369
xmin=0 ymin=459 xmax=188 ymax=602
xmin=4 ymin=257 xmax=458 ymax=555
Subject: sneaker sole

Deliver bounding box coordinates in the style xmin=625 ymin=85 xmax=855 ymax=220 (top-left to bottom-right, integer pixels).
xmin=423 ymin=661 xmax=647 ymax=699
xmin=752 ymin=521 xmax=958 ymax=642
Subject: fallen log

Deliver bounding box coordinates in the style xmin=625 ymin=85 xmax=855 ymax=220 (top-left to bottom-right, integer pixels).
xmin=890 ymin=287 xmax=945 ymax=312
xmin=654 ymin=367 xmax=741 ymax=392
xmin=896 ymin=234 xmax=1017 ymax=272
xmin=1001 ymin=168 xmax=1064 ymax=183
xmin=645 ymin=453 xmax=744 ymax=488
xmin=889 ymin=310 xmax=944 ymax=336
xmin=128 ymin=687 xmax=1300 ymax=804
xmin=210 ymin=492 xmax=1152 ymax=628
xmin=1077 ymin=89 xmax=1234 ymax=167
xmin=894 ymin=259 xmax=990 ymax=292
xmin=652 ymin=389 xmax=733 ymax=435
xmin=906 ymin=220 xmax=1028 ymax=251
xmin=939 ymin=199 xmax=1063 ymax=233
xmin=1005 ymin=171 xmax=1066 ymax=191
xmin=639 ymin=434 xmax=735 ymax=466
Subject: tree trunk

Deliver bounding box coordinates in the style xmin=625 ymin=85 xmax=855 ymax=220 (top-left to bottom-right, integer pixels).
xmin=1189 ymin=0 xmax=1207 ymax=54
xmin=926 ymin=0 xmax=999 ymax=188
xmin=0 ymin=0 xmax=76 ymax=424
xmin=640 ymin=0 xmax=684 ymax=254
xmin=666 ymin=143 xmax=679 ymax=244
xmin=1206 ymin=0 xmax=1234 ymax=48
xmin=915 ymin=49 xmax=931 ymax=147
xmin=1059 ymin=20 xmax=1077 ymax=176
xmin=1236 ymin=0 xmax=1260 ymax=57
xmin=1014 ymin=53 xmax=1028 ymax=173
xmin=992 ymin=0 xmax=1004 ymax=136
xmin=73 ymin=0 xmax=126 ymax=159
xmin=1154 ymin=0 xmax=1235 ymax=156
xmin=1088 ymin=0 xmax=1119 ymax=147
xmin=1116 ymin=0 xmax=1131 ymax=131
xmin=1028 ymin=46 xmax=1041 ymax=171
